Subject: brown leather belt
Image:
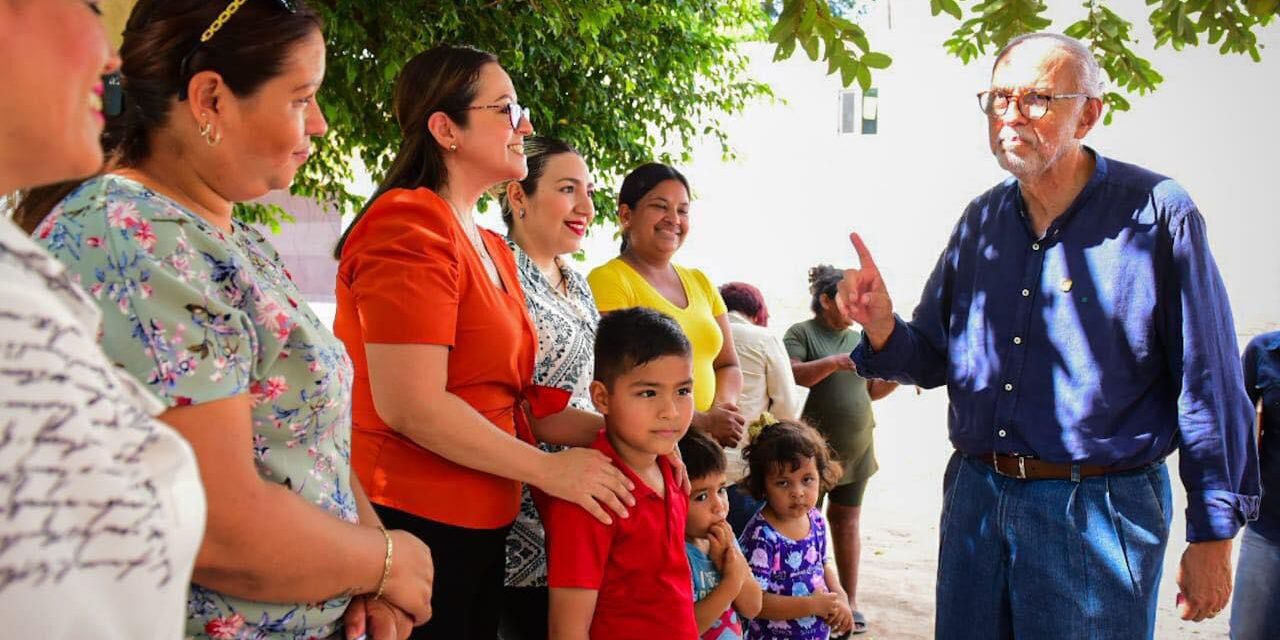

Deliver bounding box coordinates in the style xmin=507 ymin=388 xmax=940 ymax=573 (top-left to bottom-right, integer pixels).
xmin=976 ymin=452 xmax=1144 ymax=480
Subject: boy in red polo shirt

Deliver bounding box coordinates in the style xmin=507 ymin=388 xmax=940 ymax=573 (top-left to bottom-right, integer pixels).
xmin=545 ymin=307 xmax=699 ymax=639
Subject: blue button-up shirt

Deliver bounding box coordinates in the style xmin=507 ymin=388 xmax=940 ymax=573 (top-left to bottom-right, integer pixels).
xmin=852 ymin=151 xmax=1260 ymax=541
xmin=1244 ymin=331 xmax=1280 ymax=541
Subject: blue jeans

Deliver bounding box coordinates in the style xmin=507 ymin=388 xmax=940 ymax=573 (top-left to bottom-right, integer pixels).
xmin=935 ymin=453 xmax=1173 ymax=639
xmin=1231 ymin=526 xmax=1280 ymax=639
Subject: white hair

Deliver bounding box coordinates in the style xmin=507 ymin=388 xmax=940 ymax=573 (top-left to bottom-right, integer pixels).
xmin=993 ymin=32 xmax=1104 ymax=97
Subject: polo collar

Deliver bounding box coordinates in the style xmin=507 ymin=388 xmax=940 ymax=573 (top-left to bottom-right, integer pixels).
xmin=592 ymin=429 xmax=674 ymax=501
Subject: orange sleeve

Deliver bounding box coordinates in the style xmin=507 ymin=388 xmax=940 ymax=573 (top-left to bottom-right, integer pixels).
xmin=346 ymin=193 xmax=461 ymax=345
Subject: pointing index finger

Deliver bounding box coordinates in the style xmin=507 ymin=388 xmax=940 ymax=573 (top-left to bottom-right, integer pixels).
xmin=849 ymin=232 xmax=878 ymax=271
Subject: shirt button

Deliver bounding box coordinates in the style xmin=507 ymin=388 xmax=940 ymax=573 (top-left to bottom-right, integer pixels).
xmin=1013 ymin=336 xmax=1023 ymax=345
xmin=1032 ymin=243 xmax=1040 ymax=251
xmin=998 ymin=429 xmax=1007 ymax=437
xmin=1004 ymin=383 xmax=1013 ymax=392
xmin=1021 ymin=288 xmax=1031 ymax=297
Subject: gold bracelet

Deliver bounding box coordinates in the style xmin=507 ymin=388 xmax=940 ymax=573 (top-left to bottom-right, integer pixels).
xmin=374 ymin=525 xmax=393 ymax=600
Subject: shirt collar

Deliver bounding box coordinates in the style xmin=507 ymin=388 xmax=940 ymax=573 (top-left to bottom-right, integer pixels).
xmin=1011 ymin=145 xmax=1109 ymax=240
xmin=592 ymin=428 xmax=673 ymax=501
xmin=1261 ymin=331 xmax=1280 ymax=354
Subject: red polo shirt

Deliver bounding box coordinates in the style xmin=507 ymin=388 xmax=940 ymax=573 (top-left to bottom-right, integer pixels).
xmin=544 ymin=430 xmax=697 ymax=639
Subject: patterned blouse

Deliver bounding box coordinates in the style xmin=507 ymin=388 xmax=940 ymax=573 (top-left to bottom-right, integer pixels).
xmin=0 ymin=218 xmax=204 ymax=638
xmin=503 ymin=242 xmax=599 ymax=588
xmin=740 ymin=509 xmax=832 ymax=640
xmin=36 ymin=174 xmax=357 ymax=640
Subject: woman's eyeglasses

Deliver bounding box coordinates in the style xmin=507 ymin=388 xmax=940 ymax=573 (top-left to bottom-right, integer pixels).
xmin=463 ymin=102 xmax=533 ymax=131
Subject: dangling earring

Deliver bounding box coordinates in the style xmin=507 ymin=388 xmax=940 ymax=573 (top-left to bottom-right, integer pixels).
xmin=449 ymin=143 xmax=458 ymax=151
xmin=519 ymin=209 xmax=527 ymax=219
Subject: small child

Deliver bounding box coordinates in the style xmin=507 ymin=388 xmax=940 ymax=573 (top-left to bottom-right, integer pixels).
xmin=739 ymin=419 xmax=854 ymax=639
xmin=679 ymin=429 xmax=764 ymax=639
xmin=544 ymin=307 xmax=699 ymax=639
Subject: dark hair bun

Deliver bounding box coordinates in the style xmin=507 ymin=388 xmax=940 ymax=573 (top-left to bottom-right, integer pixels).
xmin=808 ymin=264 xmax=842 ymax=296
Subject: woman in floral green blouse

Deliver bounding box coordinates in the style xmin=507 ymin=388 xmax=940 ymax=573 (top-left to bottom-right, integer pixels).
xmin=19 ymin=1 xmax=433 ymax=638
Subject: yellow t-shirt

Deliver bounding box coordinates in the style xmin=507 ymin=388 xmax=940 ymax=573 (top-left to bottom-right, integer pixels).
xmin=588 ymin=258 xmax=727 ymax=411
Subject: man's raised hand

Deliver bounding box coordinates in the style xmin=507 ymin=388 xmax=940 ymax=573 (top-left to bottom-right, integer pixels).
xmin=835 ymin=232 xmax=896 ymax=349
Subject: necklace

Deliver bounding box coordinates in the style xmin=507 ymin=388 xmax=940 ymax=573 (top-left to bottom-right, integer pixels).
xmin=445 ymin=200 xmax=501 ymax=286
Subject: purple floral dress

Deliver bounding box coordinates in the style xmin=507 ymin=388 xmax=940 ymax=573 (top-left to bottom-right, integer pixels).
xmin=36 ymin=174 xmax=356 ymax=639
xmin=739 ymin=509 xmax=831 ymax=640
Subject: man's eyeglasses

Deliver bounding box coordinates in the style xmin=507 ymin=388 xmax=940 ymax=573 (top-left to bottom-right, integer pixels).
xmin=977 ymin=90 xmax=1091 ymax=121
xmin=463 ymin=102 xmax=532 ymax=131
xmin=177 ymin=0 xmax=297 ymax=100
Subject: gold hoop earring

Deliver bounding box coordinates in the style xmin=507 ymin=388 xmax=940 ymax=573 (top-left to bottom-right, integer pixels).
xmin=199 ymin=121 xmax=221 ymax=147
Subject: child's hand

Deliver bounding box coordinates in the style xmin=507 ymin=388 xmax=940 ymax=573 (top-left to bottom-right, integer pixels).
xmin=808 ymin=591 xmax=844 ymax=619
xmin=711 ymin=522 xmax=749 ymax=587
xmin=825 ymin=599 xmax=854 ymax=635
xmin=706 ymin=521 xmax=732 ymax=571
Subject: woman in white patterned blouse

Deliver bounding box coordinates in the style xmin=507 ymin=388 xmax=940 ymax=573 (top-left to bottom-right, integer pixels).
xmin=0 ymin=2 xmax=204 ymax=638
xmin=498 ymin=136 xmax=603 ymax=639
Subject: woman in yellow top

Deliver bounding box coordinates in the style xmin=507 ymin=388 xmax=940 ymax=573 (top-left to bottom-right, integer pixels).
xmin=588 ymin=163 xmax=746 ymax=448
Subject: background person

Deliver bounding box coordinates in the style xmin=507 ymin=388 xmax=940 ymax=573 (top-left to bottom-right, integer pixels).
xmin=1231 ymin=329 xmax=1280 ymax=640
xmin=588 ymin=163 xmax=746 ymax=450
xmin=717 ymin=280 xmax=800 ymax=534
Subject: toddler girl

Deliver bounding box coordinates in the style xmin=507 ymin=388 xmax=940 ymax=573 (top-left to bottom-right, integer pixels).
xmin=739 ymin=419 xmax=854 ymax=639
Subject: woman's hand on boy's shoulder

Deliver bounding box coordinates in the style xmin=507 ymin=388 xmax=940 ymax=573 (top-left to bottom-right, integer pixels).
xmin=538 ymin=447 xmax=636 ymax=526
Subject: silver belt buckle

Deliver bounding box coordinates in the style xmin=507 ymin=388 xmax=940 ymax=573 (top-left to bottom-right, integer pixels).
xmin=993 ymin=452 xmax=1029 ymax=479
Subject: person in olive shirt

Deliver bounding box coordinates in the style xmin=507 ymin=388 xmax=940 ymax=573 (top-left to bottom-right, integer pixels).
xmin=784 ymin=265 xmax=897 ymax=635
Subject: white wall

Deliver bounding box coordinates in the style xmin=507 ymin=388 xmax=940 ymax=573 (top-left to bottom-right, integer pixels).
xmin=525 ymin=0 xmax=1280 ymax=339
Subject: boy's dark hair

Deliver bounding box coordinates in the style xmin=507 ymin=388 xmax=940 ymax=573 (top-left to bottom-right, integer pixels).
xmin=678 ymin=429 xmax=726 ymax=482
xmin=594 ymin=307 xmax=691 ymax=388
xmin=741 ymin=419 xmax=843 ymax=501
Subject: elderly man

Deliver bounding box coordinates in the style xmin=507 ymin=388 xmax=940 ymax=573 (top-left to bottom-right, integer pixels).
xmin=839 ymin=32 xmax=1259 ymax=638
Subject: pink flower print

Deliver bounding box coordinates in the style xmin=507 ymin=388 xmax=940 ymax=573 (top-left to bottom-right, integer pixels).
xmin=251 ymin=376 xmax=289 ymax=403
xmin=261 ymin=373 xmax=289 ymax=399
xmin=273 ymin=311 xmax=292 ymax=341
xmin=204 ymin=612 xmax=245 ymax=639
xmin=133 ymin=220 xmax=157 ymax=251
xmin=89 ymin=283 xmax=105 ymax=299
xmin=106 ymin=200 xmax=140 ymax=230
xmin=804 ymin=544 xmax=820 ymax=565
xmin=86 ymin=236 xmax=103 ymax=248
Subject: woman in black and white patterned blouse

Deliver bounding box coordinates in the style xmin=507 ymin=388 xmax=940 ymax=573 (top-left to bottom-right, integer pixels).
xmin=498 ymin=136 xmax=603 ymax=639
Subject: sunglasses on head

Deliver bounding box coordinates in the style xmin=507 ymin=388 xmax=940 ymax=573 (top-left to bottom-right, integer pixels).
xmin=100 ymin=0 xmax=299 ymax=115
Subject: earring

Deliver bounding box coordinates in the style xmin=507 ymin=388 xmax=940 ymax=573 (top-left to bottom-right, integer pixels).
xmin=519 ymin=209 xmax=527 ymax=219
xmin=449 ymin=143 xmax=458 ymax=151
xmin=199 ymin=118 xmax=221 ymax=147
